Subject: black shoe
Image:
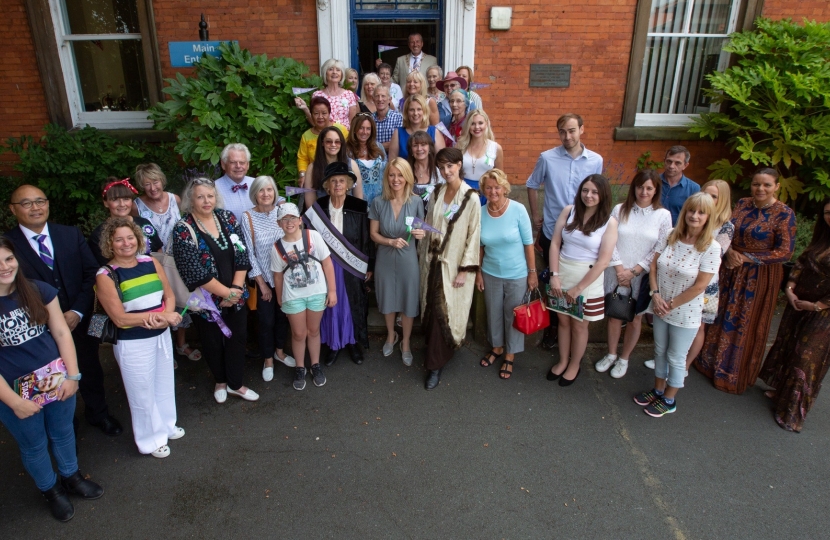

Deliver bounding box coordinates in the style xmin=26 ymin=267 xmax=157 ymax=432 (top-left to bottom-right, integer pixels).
xmin=60 ymin=471 xmax=104 ymax=500
xmin=325 ymin=348 xmax=340 ymax=367
xmin=546 ymin=368 xmax=562 ymax=381
xmin=425 ymin=369 xmax=442 ymax=390
xmin=88 ymin=415 xmax=123 ymax=436
xmin=541 ymin=327 xmax=557 ymax=349
xmin=347 ymin=344 xmax=364 ymax=365
xmin=559 ymin=368 xmax=581 ymax=387
xmin=41 ymin=482 xmax=74 ymax=522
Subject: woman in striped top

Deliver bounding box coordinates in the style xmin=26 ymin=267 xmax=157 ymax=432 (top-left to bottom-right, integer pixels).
xmin=95 ymin=217 xmax=184 ymax=459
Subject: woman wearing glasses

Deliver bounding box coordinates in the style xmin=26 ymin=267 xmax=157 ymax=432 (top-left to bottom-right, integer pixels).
xmin=303 ymin=126 xmax=363 ymax=209
xmin=171 ymin=178 xmax=256 ymax=404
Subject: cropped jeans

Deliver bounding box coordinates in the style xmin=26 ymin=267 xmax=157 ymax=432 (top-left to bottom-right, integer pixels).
xmin=0 ymin=395 xmax=78 ymax=491
xmin=652 ymin=317 xmax=697 ymax=389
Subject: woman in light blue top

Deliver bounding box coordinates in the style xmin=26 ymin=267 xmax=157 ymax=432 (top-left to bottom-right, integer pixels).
xmin=474 ymin=169 xmax=537 ymax=379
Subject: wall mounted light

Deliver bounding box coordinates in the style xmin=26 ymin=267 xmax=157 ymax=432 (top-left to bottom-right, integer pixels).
xmin=490 ymin=7 xmax=512 ymax=30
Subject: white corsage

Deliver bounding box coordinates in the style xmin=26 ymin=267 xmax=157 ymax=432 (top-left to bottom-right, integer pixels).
xmin=229 ymin=233 xmax=246 ymax=252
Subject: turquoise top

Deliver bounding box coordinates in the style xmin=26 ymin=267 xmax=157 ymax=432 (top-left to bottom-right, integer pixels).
xmin=480 ymin=201 xmax=533 ymax=280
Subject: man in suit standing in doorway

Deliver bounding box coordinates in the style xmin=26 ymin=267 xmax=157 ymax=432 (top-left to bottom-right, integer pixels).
xmin=377 ymin=32 xmax=438 ymax=86
xmin=6 ymin=185 xmax=123 ymax=436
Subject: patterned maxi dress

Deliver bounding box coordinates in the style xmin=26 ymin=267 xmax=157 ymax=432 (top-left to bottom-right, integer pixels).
xmin=696 ymin=198 xmax=796 ymax=394
xmin=759 ymin=248 xmax=830 ymax=432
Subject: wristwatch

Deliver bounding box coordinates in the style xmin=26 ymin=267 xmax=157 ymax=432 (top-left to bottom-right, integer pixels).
xmin=649 ymin=289 xmax=659 ymax=297
xmin=66 ymin=373 xmax=82 ymax=381
xmin=551 ymin=272 xmax=560 ymax=277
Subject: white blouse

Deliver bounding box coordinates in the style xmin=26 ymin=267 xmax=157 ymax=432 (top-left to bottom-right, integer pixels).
xmin=604 ymin=203 xmax=672 ymax=298
xmin=239 ymin=208 xmax=285 ymax=288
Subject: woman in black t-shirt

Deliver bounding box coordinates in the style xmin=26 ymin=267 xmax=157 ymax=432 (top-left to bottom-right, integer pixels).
xmin=0 ymin=237 xmax=104 ymax=522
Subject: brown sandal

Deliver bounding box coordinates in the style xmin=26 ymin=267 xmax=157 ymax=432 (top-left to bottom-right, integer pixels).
xmin=499 ymin=359 xmax=514 ymax=379
xmin=480 ymin=349 xmax=501 ymax=367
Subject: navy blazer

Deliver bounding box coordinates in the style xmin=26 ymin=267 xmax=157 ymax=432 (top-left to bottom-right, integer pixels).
xmin=5 ymin=223 xmax=99 ymax=317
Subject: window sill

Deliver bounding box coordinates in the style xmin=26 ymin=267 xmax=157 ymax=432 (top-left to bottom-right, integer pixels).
xmin=67 ymin=127 xmax=176 ymax=143
xmin=614 ymin=126 xmax=701 ymax=141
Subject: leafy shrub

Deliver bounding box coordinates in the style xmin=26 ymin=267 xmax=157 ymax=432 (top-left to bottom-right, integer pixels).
xmin=636 ymin=151 xmax=664 ymax=171
xmin=149 ymin=42 xmax=323 ymax=187
xmin=3 ymin=124 xmax=180 ymax=234
xmin=792 ymin=212 xmax=816 ymax=261
xmin=691 ymin=18 xmax=830 ymax=204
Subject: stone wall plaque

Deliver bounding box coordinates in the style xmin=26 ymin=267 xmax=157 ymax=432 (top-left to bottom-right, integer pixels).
xmin=529 ymin=64 xmax=571 ymax=88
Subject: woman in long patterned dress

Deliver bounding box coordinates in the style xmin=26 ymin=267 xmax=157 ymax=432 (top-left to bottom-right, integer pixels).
xmin=759 ymin=200 xmax=830 ymax=432
xmin=697 ymin=168 xmax=796 ymax=394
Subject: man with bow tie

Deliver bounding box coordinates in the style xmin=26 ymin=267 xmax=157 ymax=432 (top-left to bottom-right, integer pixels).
xmin=215 ymin=143 xmax=256 ymax=221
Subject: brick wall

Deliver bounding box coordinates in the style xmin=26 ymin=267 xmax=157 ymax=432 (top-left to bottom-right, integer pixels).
xmin=471 ymin=0 xmax=727 ymax=186
xmin=763 ymin=0 xmax=830 ymax=21
xmin=1 ymin=0 xmax=50 ymax=172
xmin=152 ymin=0 xmax=319 ymax=81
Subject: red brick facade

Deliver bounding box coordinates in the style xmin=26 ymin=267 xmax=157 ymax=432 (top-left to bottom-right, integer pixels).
xmin=2 ymin=0 xmax=829 ymax=180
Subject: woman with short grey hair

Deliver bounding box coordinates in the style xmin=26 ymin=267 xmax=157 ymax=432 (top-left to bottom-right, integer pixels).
xmin=240 ymin=176 xmax=296 ymax=382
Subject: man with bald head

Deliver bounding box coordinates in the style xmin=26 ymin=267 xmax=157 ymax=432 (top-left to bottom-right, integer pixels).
xmin=5 ymin=185 xmax=123 ymax=436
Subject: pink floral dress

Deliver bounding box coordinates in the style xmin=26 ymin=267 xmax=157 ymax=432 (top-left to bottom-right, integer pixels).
xmin=313 ymin=89 xmax=358 ymax=127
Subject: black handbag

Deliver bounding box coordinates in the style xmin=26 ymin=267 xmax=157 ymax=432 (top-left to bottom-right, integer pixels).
xmin=605 ymin=286 xmax=636 ymax=322
xmin=87 ymin=265 xmax=121 ymax=345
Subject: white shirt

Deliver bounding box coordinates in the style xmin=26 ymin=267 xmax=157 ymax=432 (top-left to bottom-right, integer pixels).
xmin=18 ymin=223 xmax=83 ymax=319
xmin=329 ymin=202 xmax=344 ymax=233
xmin=409 ymin=53 xmax=424 ymax=71
xmin=215 ymin=174 xmax=255 ymax=222
xmin=604 ymin=204 xmax=672 ymax=297
xmin=648 ymin=233 xmax=722 ymax=328
xmin=271 ymin=230 xmax=331 ymax=303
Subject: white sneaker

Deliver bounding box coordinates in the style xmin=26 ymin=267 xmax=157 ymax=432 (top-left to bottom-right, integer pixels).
xmin=262 ymin=366 xmax=274 ymax=382
xmin=151 ymin=445 xmax=170 ymax=458
xmin=169 ymin=427 xmax=185 ymax=440
xmin=595 ymin=354 xmax=618 ymax=373
xmin=274 ymin=353 xmax=297 ymax=368
xmin=610 ymin=359 xmax=629 ymax=379
xmin=644 ymin=359 xmax=655 ymax=369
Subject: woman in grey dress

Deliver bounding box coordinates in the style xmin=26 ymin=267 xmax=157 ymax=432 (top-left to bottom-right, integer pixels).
xmin=369 ymin=158 xmax=425 ymax=366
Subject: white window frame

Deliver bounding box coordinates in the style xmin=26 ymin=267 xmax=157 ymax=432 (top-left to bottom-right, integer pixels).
xmin=49 ymin=0 xmax=154 ymax=129
xmin=633 ymin=0 xmax=741 ymax=127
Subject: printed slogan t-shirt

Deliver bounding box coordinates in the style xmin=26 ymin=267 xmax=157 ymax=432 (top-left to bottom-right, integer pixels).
xmin=270 ymin=229 xmax=331 ymax=304
xmin=0 ymin=280 xmax=61 ymax=385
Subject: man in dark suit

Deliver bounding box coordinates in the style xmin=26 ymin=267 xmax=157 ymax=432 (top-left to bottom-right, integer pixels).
xmin=6 ymin=185 xmax=122 ymax=436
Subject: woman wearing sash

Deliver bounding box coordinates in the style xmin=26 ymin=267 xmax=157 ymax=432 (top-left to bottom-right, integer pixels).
xmin=419 ymin=148 xmax=481 ymax=390
xmin=313 ymin=162 xmax=373 ymax=366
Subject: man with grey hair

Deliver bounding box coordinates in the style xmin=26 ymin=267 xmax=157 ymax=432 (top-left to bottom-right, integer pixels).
xmin=215 ymin=143 xmax=256 ymax=221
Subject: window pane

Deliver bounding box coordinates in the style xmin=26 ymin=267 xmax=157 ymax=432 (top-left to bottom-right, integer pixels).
xmin=689 ymin=0 xmax=734 ymax=34
xmin=64 ymin=0 xmax=141 ymax=34
xmin=649 ymin=0 xmax=688 ymax=33
xmin=637 ymin=36 xmax=726 ymax=114
xmin=354 ymin=0 xmax=439 ymax=10
xmin=71 ymin=40 xmax=150 ymax=111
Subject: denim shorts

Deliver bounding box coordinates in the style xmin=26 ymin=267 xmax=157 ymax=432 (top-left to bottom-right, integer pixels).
xmin=282 ymin=293 xmax=327 ymax=315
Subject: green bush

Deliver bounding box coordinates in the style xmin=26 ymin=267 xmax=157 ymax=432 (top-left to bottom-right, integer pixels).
xmin=2 ymin=124 xmax=181 ymax=234
xmin=690 ymin=18 xmax=830 ymax=204
xmin=792 ymin=212 xmax=816 ymax=261
xmin=149 ymin=42 xmax=322 ymax=187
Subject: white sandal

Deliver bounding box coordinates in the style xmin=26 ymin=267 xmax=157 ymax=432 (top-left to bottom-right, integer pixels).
xmin=175 ymin=343 xmax=202 ymax=361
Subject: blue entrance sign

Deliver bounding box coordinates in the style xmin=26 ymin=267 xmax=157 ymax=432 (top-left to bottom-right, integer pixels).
xmin=168 ymin=41 xmax=238 ymax=68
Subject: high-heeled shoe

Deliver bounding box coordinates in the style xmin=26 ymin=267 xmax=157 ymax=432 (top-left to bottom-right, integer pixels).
xmin=559 ymin=368 xmax=581 ymax=387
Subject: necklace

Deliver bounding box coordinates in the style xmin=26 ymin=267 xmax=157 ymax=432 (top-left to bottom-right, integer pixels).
xmin=146 ymin=193 xmax=167 ymax=213
xmin=195 ymin=212 xmax=229 ymax=250
xmin=487 ymin=198 xmax=508 ymax=216
xmin=469 ymin=141 xmax=486 ymax=177
xmin=754 ymin=199 xmax=774 ymax=210
xmin=358 ymin=145 xmax=369 ymax=158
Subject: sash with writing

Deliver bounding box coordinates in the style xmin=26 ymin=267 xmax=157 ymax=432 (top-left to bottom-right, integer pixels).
xmin=303 ymin=203 xmax=369 ymax=279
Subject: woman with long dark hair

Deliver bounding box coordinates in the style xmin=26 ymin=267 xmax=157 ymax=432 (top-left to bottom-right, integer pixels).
xmin=0 ymin=237 xmax=103 ymax=521
xmin=303 ymin=126 xmax=363 ymax=208
xmin=759 ymin=200 xmax=830 ymax=432
xmin=547 ymin=174 xmax=618 ymax=386
xmin=346 ymin=113 xmax=386 ymax=206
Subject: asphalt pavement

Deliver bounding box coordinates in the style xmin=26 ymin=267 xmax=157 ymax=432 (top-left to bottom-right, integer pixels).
xmin=2 ymin=328 xmax=829 ymax=539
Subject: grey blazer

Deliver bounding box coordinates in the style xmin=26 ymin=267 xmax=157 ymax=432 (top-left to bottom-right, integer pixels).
xmin=392 ymin=53 xmax=439 ymax=86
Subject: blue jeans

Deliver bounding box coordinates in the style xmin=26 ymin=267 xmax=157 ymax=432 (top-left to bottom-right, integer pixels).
xmin=652 ymin=317 xmax=697 ymax=389
xmin=0 ymin=395 xmax=78 ymax=491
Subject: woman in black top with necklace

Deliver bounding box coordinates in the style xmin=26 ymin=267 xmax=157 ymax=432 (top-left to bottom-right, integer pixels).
xmin=171 ymin=178 xmax=255 ymax=404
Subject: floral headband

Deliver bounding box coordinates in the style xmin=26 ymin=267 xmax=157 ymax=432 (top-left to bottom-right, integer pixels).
xmin=102 ymin=178 xmax=139 ymax=198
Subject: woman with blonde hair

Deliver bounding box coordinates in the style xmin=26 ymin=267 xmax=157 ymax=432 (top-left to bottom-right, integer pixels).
xmin=635 ymin=193 xmax=722 ymax=417
xmin=457 ymin=109 xmax=503 ymax=202
xmin=399 ymin=71 xmax=440 ymax=125
xmin=344 ymin=68 xmax=360 ymax=92
xmin=369 ymin=159 xmax=425 ymax=366
xmin=456 ymin=65 xmax=483 ymax=109
xmin=295 ymin=58 xmax=358 ymax=127
xmin=475 ymin=169 xmax=536 ymax=379
xmin=388 ymin=95 xmax=445 ymax=161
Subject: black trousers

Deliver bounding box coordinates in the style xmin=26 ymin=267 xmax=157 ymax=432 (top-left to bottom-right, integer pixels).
xmin=193 ymin=306 xmax=248 ymax=390
xmin=255 ymin=284 xmax=290 ymax=357
xmin=536 ymin=231 xmax=559 ymax=331
xmin=73 ymin=322 xmax=110 ymax=424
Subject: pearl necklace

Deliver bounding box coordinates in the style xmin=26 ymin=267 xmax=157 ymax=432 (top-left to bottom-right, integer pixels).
xmin=754 ymin=199 xmax=775 ymax=210
xmin=487 ymin=198 xmax=508 ymax=216
xmin=195 ymin=212 xmax=229 ymax=250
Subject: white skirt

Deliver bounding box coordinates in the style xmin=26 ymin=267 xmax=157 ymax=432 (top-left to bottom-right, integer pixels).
xmin=558 ymin=255 xmax=605 ymax=322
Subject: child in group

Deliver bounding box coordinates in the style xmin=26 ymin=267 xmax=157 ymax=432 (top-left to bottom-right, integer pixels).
xmin=271 ymin=204 xmax=337 ymax=391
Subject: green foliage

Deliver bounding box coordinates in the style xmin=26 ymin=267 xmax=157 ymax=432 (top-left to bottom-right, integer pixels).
xmin=149 ymin=42 xmax=323 ymax=187
xmin=2 ymin=124 xmax=180 ymax=234
xmin=792 ymin=212 xmax=816 ymax=261
xmin=690 ymin=18 xmax=830 ymax=204
xmin=636 ymin=151 xmax=664 ymax=171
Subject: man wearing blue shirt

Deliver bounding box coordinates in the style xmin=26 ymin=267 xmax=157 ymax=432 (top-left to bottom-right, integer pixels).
xmin=660 ymin=145 xmax=699 ymax=225
xmin=526 ymin=113 xmax=604 ymax=348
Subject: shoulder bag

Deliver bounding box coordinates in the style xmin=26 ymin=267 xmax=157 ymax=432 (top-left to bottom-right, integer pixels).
xmin=512 ymin=287 xmax=550 ymax=335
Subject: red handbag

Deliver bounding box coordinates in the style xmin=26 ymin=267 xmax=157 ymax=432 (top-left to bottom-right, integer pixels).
xmin=512 ymin=288 xmax=550 ymax=335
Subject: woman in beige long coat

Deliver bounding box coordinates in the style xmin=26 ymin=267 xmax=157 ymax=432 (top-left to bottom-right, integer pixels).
xmin=418 ymin=147 xmax=481 ymax=390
